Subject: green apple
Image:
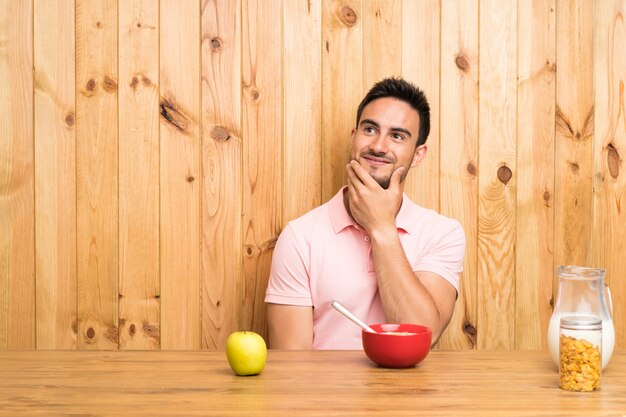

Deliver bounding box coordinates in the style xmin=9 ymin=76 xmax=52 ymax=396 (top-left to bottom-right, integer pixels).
xmin=225 ymin=331 xmax=267 ymax=376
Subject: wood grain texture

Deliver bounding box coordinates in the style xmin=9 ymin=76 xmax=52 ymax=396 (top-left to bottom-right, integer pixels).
xmin=401 ymin=0 xmax=440 ymax=211
xmin=283 ymin=0 xmax=322 ymax=223
xmin=76 ymin=0 xmax=119 ymax=350
xmin=363 ymin=0 xmax=401 ymax=84
xmin=515 ymin=0 xmax=556 ymax=350
xmin=201 ymin=0 xmax=242 ymax=349
xmin=321 ymin=0 xmax=362 ymax=201
xmin=554 ymin=0 xmax=594 ymax=269
xmin=118 ymin=0 xmax=160 ymax=350
xmin=477 ymin=0 xmax=517 ymax=350
xmin=437 ymin=0 xmax=478 ymax=351
xmin=160 ymin=0 xmax=201 ymax=349
xmin=0 ymin=350 xmax=625 ymax=416
xmin=242 ymin=0 xmax=282 ymax=336
xmin=591 ymin=0 xmax=626 ymax=348
xmin=0 ymin=0 xmax=35 ymax=349
xmin=34 ymin=0 xmax=77 ymax=349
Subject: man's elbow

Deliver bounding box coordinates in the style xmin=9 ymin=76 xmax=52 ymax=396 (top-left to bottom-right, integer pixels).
xmin=269 ymin=339 xmax=312 ymax=350
xmin=268 ymin=328 xmax=312 ymax=349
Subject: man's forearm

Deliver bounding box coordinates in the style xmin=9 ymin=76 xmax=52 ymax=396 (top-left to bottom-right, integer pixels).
xmin=369 ymin=228 xmax=446 ymax=341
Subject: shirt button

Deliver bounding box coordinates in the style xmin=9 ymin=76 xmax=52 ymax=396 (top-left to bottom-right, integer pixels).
xmin=364 ymin=236 xmax=370 ymax=242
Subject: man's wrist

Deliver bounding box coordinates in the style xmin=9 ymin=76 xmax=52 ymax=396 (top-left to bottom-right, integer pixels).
xmin=368 ymin=225 xmax=399 ymax=245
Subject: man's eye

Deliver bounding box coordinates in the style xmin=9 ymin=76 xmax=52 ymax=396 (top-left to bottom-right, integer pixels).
xmin=364 ymin=127 xmax=376 ymax=134
xmin=392 ymin=133 xmax=405 ymax=141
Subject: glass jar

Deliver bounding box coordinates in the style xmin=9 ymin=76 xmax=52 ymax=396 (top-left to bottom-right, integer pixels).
xmin=559 ymin=316 xmax=602 ymax=392
xmin=548 ymin=265 xmax=614 ymax=370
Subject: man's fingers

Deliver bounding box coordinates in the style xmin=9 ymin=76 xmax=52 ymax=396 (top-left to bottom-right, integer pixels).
xmin=345 ymin=163 xmax=362 ymax=197
xmin=345 ymin=163 xmax=358 ymax=185
xmin=390 ymin=167 xmax=405 ymax=191
xmin=348 ymin=159 xmax=372 ymax=184
xmin=349 ymin=160 xmax=378 ymax=187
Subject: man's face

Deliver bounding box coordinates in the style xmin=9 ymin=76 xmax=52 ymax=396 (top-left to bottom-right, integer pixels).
xmin=350 ymin=97 xmax=426 ymax=189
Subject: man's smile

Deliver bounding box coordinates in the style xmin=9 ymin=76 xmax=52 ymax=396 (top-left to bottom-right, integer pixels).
xmin=360 ymin=153 xmax=393 ymax=166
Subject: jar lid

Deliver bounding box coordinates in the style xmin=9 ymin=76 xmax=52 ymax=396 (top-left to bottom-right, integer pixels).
xmin=560 ymin=315 xmax=602 ymax=330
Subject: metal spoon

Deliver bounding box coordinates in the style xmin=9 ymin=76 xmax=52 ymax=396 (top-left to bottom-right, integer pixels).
xmin=330 ymin=300 xmax=377 ymax=333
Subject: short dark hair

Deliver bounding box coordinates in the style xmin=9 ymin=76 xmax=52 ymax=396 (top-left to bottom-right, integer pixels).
xmin=355 ymin=77 xmax=431 ymax=146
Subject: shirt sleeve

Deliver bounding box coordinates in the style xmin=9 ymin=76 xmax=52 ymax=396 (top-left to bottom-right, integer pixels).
xmin=414 ymin=220 xmax=466 ymax=292
xmin=265 ymin=223 xmax=313 ymax=306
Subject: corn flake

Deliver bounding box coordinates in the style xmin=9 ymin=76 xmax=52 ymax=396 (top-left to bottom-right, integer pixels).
xmin=559 ymin=335 xmax=600 ymax=392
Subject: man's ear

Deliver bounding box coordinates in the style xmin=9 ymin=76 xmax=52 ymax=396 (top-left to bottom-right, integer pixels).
xmin=410 ymin=144 xmax=427 ymax=168
xmin=350 ymin=128 xmax=356 ymax=144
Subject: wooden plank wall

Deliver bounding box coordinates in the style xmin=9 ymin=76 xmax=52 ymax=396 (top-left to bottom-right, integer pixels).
xmin=1 ymin=0 xmax=625 ymax=351
xmin=34 ymin=0 xmax=77 ymax=349
xmin=0 ymin=0 xmax=35 ymax=349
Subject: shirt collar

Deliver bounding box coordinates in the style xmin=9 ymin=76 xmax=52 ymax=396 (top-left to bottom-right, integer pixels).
xmin=329 ymin=186 xmax=413 ymax=234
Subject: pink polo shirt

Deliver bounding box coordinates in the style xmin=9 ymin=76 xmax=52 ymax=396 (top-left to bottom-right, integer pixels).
xmin=265 ymin=187 xmax=466 ymax=349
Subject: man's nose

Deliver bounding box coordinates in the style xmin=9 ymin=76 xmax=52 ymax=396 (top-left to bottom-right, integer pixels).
xmin=369 ymin=134 xmax=388 ymax=154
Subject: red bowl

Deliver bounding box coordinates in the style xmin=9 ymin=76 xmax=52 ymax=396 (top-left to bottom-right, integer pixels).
xmin=362 ymin=323 xmax=432 ymax=368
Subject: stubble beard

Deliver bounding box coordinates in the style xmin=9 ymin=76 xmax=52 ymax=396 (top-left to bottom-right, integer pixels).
xmin=368 ymin=164 xmax=410 ymax=190
xmin=371 ymin=171 xmax=392 ymax=189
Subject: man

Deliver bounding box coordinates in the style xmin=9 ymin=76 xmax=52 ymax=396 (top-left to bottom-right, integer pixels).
xmin=265 ymin=77 xmax=466 ymax=349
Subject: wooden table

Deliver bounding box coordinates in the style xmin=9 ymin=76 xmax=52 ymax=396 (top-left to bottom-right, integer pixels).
xmin=1 ymin=349 xmax=625 ymax=416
